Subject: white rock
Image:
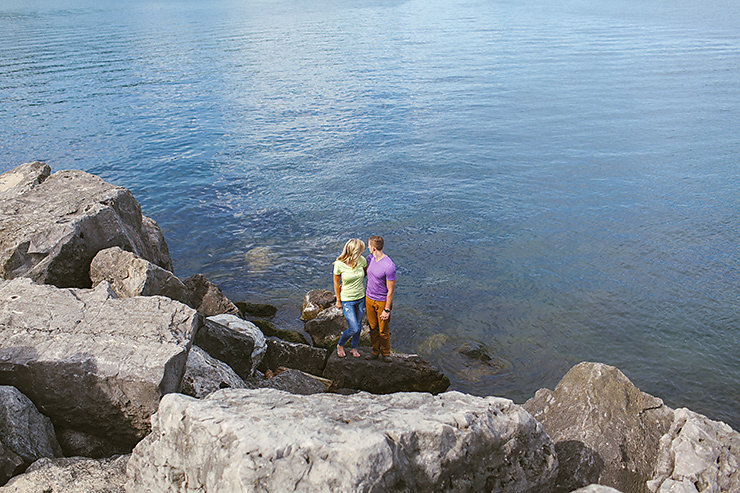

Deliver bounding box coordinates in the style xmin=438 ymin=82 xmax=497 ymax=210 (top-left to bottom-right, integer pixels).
xmin=125 ymin=389 xmax=557 ymax=492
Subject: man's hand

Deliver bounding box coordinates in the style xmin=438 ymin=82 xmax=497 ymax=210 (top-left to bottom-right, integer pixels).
xmin=380 ymin=309 xmax=390 ymax=321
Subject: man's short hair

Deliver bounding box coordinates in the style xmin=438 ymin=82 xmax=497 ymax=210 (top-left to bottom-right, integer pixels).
xmin=369 ymin=235 xmax=384 ymax=251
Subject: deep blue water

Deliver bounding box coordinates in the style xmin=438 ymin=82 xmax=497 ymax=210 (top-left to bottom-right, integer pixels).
xmin=1 ymin=0 xmax=738 ymax=428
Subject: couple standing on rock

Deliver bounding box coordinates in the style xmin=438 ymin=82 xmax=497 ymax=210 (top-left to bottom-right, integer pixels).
xmin=333 ymin=236 xmax=396 ymax=362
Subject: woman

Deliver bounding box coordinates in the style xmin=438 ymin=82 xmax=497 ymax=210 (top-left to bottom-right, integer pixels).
xmin=333 ymin=238 xmax=367 ymax=358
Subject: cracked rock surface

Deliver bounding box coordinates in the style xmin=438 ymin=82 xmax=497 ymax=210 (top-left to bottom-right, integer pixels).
xmin=0 ymin=162 xmax=172 ymax=288
xmin=126 ymin=388 xmax=557 ymax=492
xmin=0 ymin=278 xmax=199 ymax=449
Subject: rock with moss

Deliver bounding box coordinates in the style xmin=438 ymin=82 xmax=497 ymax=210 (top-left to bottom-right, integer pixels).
xmin=250 ymin=320 xmax=307 ymax=344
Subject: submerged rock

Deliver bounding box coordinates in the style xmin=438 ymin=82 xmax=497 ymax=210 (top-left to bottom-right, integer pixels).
xmin=0 ymin=386 xmax=61 ymax=486
xmin=90 ymin=247 xmax=189 ymax=304
xmin=0 ymin=278 xmax=199 ymax=449
xmin=1 ymin=455 xmax=129 ymax=493
xmin=125 ymin=389 xmax=557 ymax=492
xmin=323 ymin=347 xmax=450 ymax=395
xmin=0 ymin=162 xmax=171 ymax=288
xmin=524 ymin=362 xmax=675 ymax=493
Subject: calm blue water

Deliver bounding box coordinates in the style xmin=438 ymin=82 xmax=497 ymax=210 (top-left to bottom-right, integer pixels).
xmin=1 ymin=0 xmax=738 ymax=428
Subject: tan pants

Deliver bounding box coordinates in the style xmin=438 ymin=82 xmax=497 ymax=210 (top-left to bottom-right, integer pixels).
xmin=365 ymin=297 xmax=390 ymax=356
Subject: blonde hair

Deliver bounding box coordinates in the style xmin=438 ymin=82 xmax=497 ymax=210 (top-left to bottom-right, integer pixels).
xmin=336 ymin=238 xmax=365 ymax=266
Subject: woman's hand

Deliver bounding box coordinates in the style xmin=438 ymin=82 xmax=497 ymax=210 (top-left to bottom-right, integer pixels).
xmin=335 ymin=300 xmax=342 ymax=310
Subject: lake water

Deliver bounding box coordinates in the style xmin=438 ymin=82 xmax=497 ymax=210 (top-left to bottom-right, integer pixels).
xmin=1 ymin=0 xmax=738 ymax=429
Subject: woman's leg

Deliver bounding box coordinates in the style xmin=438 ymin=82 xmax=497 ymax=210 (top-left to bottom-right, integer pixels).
xmin=350 ymin=300 xmax=365 ymax=349
xmin=339 ymin=299 xmax=362 ymax=353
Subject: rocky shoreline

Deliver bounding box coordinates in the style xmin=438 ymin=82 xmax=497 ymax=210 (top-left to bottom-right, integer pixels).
xmin=0 ymin=162 xmax=737 ymax=492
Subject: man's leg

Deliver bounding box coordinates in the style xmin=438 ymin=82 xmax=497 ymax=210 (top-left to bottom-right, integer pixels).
xmin=377 ymin=302 xmax=391 ymax=356
xmin=365 ymin=297 xmax=380 ymax=356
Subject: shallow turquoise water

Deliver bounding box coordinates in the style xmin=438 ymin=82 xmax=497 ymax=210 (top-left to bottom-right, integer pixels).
xmin=1 ymin=0 xmax=738 ymax=428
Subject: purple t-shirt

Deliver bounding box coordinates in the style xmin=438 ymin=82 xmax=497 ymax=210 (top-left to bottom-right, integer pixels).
xmin=365 ymin=254 xmax=396 ymax=301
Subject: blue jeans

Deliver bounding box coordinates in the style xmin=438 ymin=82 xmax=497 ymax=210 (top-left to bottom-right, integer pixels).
xmin=338 ymin=298 xmax=365 ymax=349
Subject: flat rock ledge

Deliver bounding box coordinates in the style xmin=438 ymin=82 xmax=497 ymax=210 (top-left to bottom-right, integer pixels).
xmin=0 ymin=277 xmax=199 ymax=448
xmin=125 ymin=389 xmax=557 ymax=492
xmin=0 ymin=455 xmax=129 ymax=493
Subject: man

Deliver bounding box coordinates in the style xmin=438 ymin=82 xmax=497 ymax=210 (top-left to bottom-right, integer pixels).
xmin=364 ymin=235 xmax=396 ymax=362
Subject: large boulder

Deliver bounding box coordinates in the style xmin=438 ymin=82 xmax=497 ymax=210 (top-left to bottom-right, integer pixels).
xmin=323 ymin=347 xmax=450 ymax=395
xmin=0 ymin=386 xmax=62 ymax=486
xmin=523 ymin=362 xmax=675 ymax=493
xmin=183 ymin=274 xmax=239 ymax=317
xmin=300 ymin=289 xmax=335 ymax=321
xmin=647 ymin=408 xmax=739 ymax=493
xmin=180 ymin=346 xmax=248 ymax=399
xmin=194 ymin=314 xmax=266 ymax=379
xmin=0 ymin=278 xmax=200 ymax=449
xmin=257 ymin=337 xmax=328 ymax=376
xmin=0 ymin=162 xmax=172 ymax=288
xmin=90 ymin=247 xmax=189 ymax=304
xmin=125 ymin=389 xmax=557 ymax=492
xmin=304 ymin=306 xmax=371 ymax=348
xmin=0 ymin=455 xmax=129 ymax=493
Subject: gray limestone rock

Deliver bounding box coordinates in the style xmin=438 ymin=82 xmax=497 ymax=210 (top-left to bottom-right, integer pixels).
xmin=181 ymin=346 xmax=248 ymax=399
xmin=523 ymin=362 xmax=675 ymax=493
xmin=182 ymin=273 xmax=239 ymax=317
xmin=324 ymin=347 xmax=450 ymax=395
xmin=647 ymin=408 xmax=739 ymax=493
xmin=246 ymin=369 xmax=329 ymax=395
xmin=0 ymin=163 xmax=172 ymax=287
xmin=0 ymin=278 xmax=200 ymax=449
xmin=90 ymin=247 xmax=189 ymax=304
xmin=257 ymin=337 xmax=328 ymax=376
xmin=300 ymin=288 xmax=335 ymax=321
xmin=304 ymin=306 xmax=371 ymax=348
xmin=194 ymin=314 xmax=266 ymax=379
xmin=55 ymin=428 xmax=129 ymax=460
xmin=0 ymin=455 xmax=129 ymax=493
xmin=125 ymin=389 xmax=557 ymax=492
xmin=0 ymin=386 xmax=61 ymax=486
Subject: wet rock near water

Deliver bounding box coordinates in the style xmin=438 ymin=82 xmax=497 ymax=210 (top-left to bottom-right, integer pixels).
xmin=193 ymin=314 xmax=266 ymax=380
xmin=250 ymin=319 xmax=307 ymax=344
xmin=304 ymin=305 xmax=370 ymax=348
xmin=125 ymin=389 xmax=557 ymax=492
xmin=235 ymin=301 xmax=277 ymax=318
xmin=323 ymin=347 xmax=450 ymax=395
xmin=180 ymin=346 xmax=248 ymax=399
xmin=0 ymin=386 xmax=61 ymax=486
xmin=0 ymin=277 xmax=199 ymax=449
xmin=300 ymin=288 xmax=335 ymax=321
xmin=0 ymin=162 xmax=171 ymax=288
xmin=257 ymin=337 xmax=328 ymax=377
xmin=182 ymin=273 xmax=240 ymax=317
xmin=0 ymin=455 xmax=129 ymax=493
xmin=90 ymin=247 xmax=189 ymax=304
